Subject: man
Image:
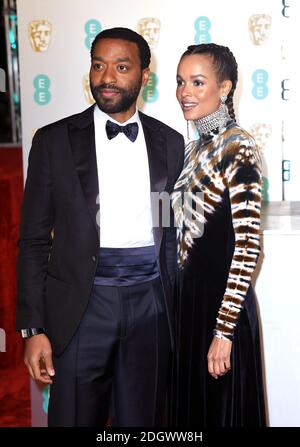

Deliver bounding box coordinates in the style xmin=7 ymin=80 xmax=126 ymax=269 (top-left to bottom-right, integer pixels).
xmin=16 ymin=27 xmax=184 ymax=426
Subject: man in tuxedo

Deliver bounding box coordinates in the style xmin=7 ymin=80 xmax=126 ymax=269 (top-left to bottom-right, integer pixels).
xmin=16 ymin=27 xmax=184 ymax=426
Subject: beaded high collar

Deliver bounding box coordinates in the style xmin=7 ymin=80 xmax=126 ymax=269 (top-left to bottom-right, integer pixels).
xmin=193 ymin=103 xmax=231 ymax=136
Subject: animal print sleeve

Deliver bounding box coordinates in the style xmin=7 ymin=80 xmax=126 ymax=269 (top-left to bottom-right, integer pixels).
xmin=214 ymin=137 xmax=262 ymax=341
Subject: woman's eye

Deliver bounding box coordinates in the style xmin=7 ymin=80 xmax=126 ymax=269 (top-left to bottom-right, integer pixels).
xmin=177 ymin=79 xmax=184 ymax=87
xmin=194 ymin=80 xmax=203 ymax=86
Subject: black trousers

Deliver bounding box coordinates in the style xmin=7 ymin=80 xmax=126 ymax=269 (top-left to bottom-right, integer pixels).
xmin=48 ymin=277 xmax=171 ymax=426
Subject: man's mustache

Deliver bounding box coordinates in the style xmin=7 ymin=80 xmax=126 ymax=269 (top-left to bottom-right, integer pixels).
xmin=92 ymin=83 xmax=123 ymax=93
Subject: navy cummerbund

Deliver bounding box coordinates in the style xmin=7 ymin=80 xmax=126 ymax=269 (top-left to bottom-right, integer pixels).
xmin=94 ymin=245 xmax=159 ymax=286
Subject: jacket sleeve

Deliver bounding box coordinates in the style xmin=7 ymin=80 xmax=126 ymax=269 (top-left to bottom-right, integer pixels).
xmin=16 ymin=128 xmax=54 ymax=329
xmin=214 ymin=137 xmax=262 ymax=340
xmin=164 ymin=132 xmax=185 ymax=286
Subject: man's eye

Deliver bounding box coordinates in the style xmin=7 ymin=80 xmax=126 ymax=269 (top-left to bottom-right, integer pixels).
xmin=118 ymin=65 xmax=128 ymax=72
xmin=93 ymin=63 xmax=103 ymax=70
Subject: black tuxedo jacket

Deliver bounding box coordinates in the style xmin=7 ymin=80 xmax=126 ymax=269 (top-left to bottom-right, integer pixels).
xmin=16 ymin=105 xmax=184 ymax=355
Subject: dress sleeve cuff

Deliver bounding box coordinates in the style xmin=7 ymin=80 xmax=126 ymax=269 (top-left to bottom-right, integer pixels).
xmin=213 ymin=329 xmax=233 ymax=341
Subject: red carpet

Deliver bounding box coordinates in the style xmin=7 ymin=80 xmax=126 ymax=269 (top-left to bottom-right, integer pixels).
xmin=0 ymin=147 xmax=31 ymax=427
xmin=0 ymin=364 xmax=31 ymax=426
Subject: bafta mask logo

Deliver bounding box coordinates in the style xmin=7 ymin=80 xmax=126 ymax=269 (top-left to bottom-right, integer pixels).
xmin=248 ymin=14 xmax=272 ymax=45
xmin=137 ymin=18 xmax=161 ymax=49
xmin=29 ymin=20 xmax=52 ymax=52
xmin=250 ymin=123 xmax=272 ymax=153
xmin=82 ymin=74 xmax=95 ymax=105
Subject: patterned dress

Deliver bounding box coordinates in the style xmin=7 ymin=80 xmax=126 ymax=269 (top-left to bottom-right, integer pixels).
xmin=171 ymin=119 xmax=266 ymax=426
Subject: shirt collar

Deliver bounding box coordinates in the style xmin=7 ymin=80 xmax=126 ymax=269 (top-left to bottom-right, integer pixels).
xmin=94 ymin=104 xmax=141 ymax=127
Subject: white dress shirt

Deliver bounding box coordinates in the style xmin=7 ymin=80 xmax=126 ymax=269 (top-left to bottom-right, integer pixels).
xmin=94 ymin=105 xmax=154 ymax=248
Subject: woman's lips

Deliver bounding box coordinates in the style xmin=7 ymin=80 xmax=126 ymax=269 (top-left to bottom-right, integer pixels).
xmin=181 ymin=101 xmax=198 ymax=111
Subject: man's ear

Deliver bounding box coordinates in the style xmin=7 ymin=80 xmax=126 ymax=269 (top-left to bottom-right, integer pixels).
xmin=141 ymin=68 xmax=150 ymax=87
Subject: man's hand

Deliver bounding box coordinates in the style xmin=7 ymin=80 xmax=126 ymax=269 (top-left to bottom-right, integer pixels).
xmin=207 ymin=336 xmax=232 ymax=379
xmin=24 ymin=333 xmax=55 ymax=384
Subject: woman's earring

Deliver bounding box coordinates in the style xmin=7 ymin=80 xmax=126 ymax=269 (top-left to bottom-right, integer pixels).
xmin=218 ymin=94 xmax=230 ymax=130
xmin=220 ymin=93 xmax=227 ymax=104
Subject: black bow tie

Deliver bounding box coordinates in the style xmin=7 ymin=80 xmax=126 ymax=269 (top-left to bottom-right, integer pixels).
xmin=105 ymin=120 xmax=139 ymax=142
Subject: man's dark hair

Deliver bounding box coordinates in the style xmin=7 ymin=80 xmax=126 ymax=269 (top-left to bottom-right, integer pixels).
xmin=90 ymin=27 xmax=151 ymax=70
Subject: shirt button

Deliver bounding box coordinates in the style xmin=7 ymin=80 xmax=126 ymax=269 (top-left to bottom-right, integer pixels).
xmin=92 ymin=255 xmax=96 ymax=262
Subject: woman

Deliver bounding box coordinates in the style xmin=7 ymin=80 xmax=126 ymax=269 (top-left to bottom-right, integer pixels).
xmin=171 ymin=43 xmax=266 ymax=426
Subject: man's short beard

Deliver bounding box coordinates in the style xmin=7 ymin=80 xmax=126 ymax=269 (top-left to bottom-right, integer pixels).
xmin=90 ymin=80 xmax=142 ymax=114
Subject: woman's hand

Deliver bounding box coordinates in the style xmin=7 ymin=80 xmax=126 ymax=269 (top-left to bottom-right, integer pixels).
xmin=207 ymin=336 xmax=232 ymax=379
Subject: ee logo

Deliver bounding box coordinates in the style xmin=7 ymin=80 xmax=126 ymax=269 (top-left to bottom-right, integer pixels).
xmin=84 ymin=19 xmax=102 ymax=49
xmin=42 ymin=384 xmax=50 ymax=414
xmin=262 ymin=176 xmax=269 ymax=202
xmin=282 ymin=159 xmax=290 ymax=181
xmin=281 ymin=79 xmax=290 ymax=100
xmin=142 ymin=72 xmax=159 ymax=103
xmin=252 ymin=69 xmax=269 ymax=99
xmin=194 ymin=16 xmax=211 ymax=44
xmin=282 ymin=0 xmax=290 ymax=18
xmin=33 ymin=74 xmax=51 ymax=105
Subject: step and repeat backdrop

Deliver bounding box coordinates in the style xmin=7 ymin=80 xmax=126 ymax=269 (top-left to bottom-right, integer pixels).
xmin=16 ymin=0 xmax=297 ymax=426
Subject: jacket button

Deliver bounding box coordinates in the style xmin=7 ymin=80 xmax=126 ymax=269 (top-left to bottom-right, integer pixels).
xmin=92 ymin=255 xmax=96 ymax=262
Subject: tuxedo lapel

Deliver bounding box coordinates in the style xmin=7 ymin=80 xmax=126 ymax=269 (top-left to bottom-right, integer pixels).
xmin=68 ymin=106 xmax=100 ymax=241
xmin=141 ymin=117 xmax=167 ymax=195
xmin=140 ymin=112 xmax=168 ymax=257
